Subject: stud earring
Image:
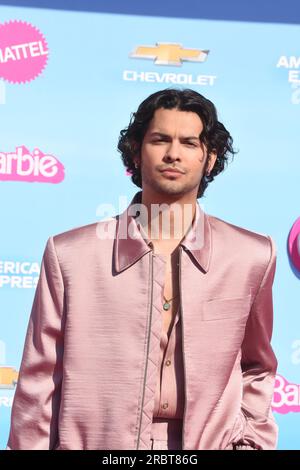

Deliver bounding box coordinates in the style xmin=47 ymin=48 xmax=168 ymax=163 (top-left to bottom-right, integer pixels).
xmin=203 ymin=171 xmax=210 ymax=184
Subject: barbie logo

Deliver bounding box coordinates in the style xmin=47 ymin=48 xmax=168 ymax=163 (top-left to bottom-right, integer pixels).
xmin=0 ymin=146 xmax=64 ymax=183
xmin=288 ymin=218 xmax=300 ymax=273
xmin=272 ymin=374 xmax=300 ymax=414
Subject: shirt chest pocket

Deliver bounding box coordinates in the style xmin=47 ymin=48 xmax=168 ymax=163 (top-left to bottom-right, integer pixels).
xmin=201 ymin=294 xmax=252 ymax=321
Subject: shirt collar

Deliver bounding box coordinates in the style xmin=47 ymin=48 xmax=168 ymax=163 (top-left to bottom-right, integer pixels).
xmin=114 ymin=190 xmax=212 ymax=273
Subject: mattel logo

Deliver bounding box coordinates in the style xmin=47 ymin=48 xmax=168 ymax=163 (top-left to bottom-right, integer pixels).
xmin=288 ymin=218 xmax=300 ymax=273
xmin=0 ymin=146 xmax=65 ymax=183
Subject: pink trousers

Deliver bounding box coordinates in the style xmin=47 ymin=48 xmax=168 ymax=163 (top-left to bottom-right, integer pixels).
xmin=150 ymin=418 xmax=183 ymax=450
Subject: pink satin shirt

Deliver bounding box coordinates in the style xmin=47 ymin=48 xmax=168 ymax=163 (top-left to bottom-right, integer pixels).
xmin=140 ymin=232 xmax=185 ymax=447
xmin=153 ymin=304 xmax=184 ymax=420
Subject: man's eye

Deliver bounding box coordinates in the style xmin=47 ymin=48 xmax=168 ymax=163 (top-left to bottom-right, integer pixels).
xmin=185 ymin=142 xmax=197 ymax=147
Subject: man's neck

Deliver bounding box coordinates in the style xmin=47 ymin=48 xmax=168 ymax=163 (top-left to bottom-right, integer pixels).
xmin=138 ymin=190 xmax=197 ymax=249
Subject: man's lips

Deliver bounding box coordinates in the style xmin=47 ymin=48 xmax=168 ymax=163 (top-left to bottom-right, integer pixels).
xmin=160 ymin=168 xmax=185 ymax=175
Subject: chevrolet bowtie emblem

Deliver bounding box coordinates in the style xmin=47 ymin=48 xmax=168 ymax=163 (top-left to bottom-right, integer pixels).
xmin=130 ymin=43 xmax=209 ymax=66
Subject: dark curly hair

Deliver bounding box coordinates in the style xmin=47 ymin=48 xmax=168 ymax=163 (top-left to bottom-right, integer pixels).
xmin=118 ymin=88 xmax=237 ymax=198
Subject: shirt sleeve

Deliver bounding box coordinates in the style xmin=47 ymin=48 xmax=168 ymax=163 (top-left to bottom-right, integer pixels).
xmin=6 ymin=236 xmax=65 ymax=450
xmin=233 ymin=235 xmax=279 ymax=450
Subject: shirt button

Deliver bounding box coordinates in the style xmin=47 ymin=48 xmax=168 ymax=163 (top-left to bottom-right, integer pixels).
xmin=162 ymin=403 xmax=168 ymax=409
xmin=166 ymin=360 xmax=171 ymax=366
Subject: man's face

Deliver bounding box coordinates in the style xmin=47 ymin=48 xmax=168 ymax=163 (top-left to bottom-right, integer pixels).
xmin=138 ymin=107 xmax=216 ymax=198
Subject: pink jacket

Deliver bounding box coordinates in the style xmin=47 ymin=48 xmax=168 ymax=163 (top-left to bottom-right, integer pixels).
xmin=7 ymin=191 xmax=278 ymax=450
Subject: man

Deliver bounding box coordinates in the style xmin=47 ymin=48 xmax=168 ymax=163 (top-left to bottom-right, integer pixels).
xmin=7 ymin=88 xmax=278 ymax=450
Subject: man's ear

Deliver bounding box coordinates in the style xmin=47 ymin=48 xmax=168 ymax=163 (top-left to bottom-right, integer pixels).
xmin=207 ymin=150 xmax=217 ymax=174
xmin=133 ymin=158 xmax=140 ymax=168
xmin=132 ymin=141 xmax=141 ymax=167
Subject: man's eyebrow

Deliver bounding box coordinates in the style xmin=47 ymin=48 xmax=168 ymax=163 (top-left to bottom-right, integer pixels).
xmin=149 ymin=132 xmax=200 ymax=140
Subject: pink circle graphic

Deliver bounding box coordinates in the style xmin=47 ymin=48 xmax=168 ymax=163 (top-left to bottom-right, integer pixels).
xmin=288 ymin=217 xmax=300 ymax=272
xmin=0 ymin=20 xmax=49 ymax=84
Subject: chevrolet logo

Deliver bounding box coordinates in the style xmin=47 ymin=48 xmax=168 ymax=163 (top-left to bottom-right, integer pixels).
xmin=130 ymin=42 xmax=209 ymax=66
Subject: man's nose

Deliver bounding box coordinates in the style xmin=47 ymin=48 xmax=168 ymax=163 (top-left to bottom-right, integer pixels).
xmin=163 ymin=140 xmax=181 ymax=161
